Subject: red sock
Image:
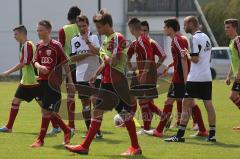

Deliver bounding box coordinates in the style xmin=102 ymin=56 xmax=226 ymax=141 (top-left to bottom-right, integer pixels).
xmin=176 ymin=100 xmax=182 ymax=125
xmin=192 ymin=105 xmax=206 ymax=132
xmin=139 ymin=102 xmax=153 ymax=130
xmin=6 ymin=103 xmax=20 ymax=129
xmin=124 ymin=117 xmax=140 ymax=149
xmin=82 ymin=119 xmax=102 ymax=149
xmin=67 ymin=96 xmax=75 ymax=129
xmin=148 ymin=100 xmax=162 ymax=117
xmin=37 ymin=115 xmax=51 ymax=142
xmin=156 ymin=104 xmax=173 ymax=133
xmin=52 ymin=114 xmax=70 ymax=134
xmin=50 ymin=117 xmax=59 ymax=129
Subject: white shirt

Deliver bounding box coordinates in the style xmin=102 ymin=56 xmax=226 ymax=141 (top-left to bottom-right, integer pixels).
xmin=187 ymin=31 xmax=212 ymax=82
xmin=71 ymin=32 xmax=101 ymax=82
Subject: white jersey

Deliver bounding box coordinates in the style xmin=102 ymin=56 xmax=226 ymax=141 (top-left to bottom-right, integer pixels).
xmin=71 ymin=32 xmax=101 ymax=82
xmin=187 ymin=31 xmax=212 ymax=82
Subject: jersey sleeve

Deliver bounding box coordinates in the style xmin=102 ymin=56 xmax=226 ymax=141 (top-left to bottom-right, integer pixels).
xmin=151 ymin=40 xmax=166 ymax=58
xmin=113 ymin=34 xmax=126 ymax=58
xmin=70 ymin=37 xmax=77 ymax=54
xmin=189 ymin=36 xmax=200 ymax=56
xmin=234 ymin=37 xmax=240 ymax=57
xmin=33 ymin=45 xmax=41 ymax=65
xmin=20 ymin=42 xmax=34 ymax=65
xmin=127 ymin=41 xmax=135 ymax=59
xmin=58 ymin=28 xmax=65 ymax=47
xmin=56 ymin=43 xmax=68 ymax=64
xmin=91 ymin=35 xmax=101 ymax=48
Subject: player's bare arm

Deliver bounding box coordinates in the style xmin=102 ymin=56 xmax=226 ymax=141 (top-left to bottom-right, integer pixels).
xmin=89 ymin=62 xmax=105 ymax=84
xmin=63 ymin=63 xmax=76 ymax=94
xmin=70 ymin=53 xmax=95 ymax=62
xmin=34 ymin=62 xmax=49 ymax=75
xmin=226 ymin=66 xmax=232 ymax=85
xmin=0 ymin=63 xmax=24 ymax=77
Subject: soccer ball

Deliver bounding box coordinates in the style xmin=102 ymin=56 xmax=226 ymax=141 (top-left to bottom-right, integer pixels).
xmin=113 ymin=114 xmax=125 ymax=127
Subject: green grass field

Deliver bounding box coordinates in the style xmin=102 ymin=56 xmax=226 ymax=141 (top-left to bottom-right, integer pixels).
xmin=0 ymin=81 xmax=240 ymax=159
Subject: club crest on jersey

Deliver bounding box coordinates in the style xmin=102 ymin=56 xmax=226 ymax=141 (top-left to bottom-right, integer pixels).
xmin=75 ymin=42 xmax=81 ymax=48
xmin=46 ymin=50 xmax=52 ymax=56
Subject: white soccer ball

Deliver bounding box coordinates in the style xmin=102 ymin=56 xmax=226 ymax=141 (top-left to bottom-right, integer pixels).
xmin=113 ymin=114 xmax=125 ymax=127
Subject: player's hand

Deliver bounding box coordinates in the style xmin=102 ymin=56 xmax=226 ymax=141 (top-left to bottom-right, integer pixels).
xmin=89 ymin=75 xmax=97 ymax=86
xmin=0 ymin=71 xmax=10 ymax=77
xmin=225 ymin=76 xmax=231 ymax=85
xmin=39 ymin=66 xmax=49 ymax=75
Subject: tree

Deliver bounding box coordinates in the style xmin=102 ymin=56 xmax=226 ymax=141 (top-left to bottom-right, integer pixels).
xmin=203 ymin=0 xmax=240 ymax=46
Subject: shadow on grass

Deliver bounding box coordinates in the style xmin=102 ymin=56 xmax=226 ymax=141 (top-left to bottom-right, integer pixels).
xmin=14 ymin=131 xmax=38 ymax=136
xmin=75 ymin=129 xmax=114 ymax=135
xmin=52 ymin=144 xmax=67 ymax=150
xmin=93 ymin=137 xmax=123 ymax=144
xmin=96 ymin=154 xmax=150 ymax=159
xmin=183 ymin=138 xmax=240 ymax=148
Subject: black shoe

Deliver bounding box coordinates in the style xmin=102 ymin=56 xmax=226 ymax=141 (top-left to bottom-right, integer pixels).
xmin=95 ymin=132 xmax=103 ymax=139
xmin=206 ymin=136 xmax=216 ymax=142
xmin=164 ymin=135 xmax=185 ymax=142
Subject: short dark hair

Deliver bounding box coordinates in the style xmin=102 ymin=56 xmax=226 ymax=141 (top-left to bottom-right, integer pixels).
xmin=77 ymin=14 xmax=89 ymax=25
xmin=186 ymin=16 xmax=199 ymax=27
xmin=128 ymin=17 xmax=141 ymax=30
xmin=67 ymin=6 xmax=81 ymax=21
xmin=224 ymin=18 xmax=238 ymax=29
xmin=93 ymin=9 xmax=113 ymax=27
xmin=38 ymin=20 xmax=52 ymax=30
xmin=13 ymin=25 xmax=27 ymax=35
xmin=141 ymin=21 xmax=149 ymax=31
xmin=164 ymin=18 xmax=180 ymax=32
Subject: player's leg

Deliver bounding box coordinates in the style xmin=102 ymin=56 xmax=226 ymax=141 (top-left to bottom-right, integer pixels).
xmin=0 ymin=97 xmax=21 ymax=132
xmin=144 ymin=97 xmax=174 ymax=137
xmin=31 ymin=108 xmax=53 ymax=147
xmin=164 ymin=98 xmax=194 ymax=142
xmin=191 ymin=101 xmax=208 ymax=137
xmin=120 ymin=110 xmax=142 ymax=156
xmin=138 ymin=98 xmax=153 ymax=132
xmin=229 ymin=83 xmax=240 ymax=130
xmin=203 ymin=100 xmax=216 ymax=142
xmin=65 ymin=108 xmax=104 ymax=154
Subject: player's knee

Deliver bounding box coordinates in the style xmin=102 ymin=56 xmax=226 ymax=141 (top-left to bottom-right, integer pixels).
xmin=12 ymin=97 xmax=21 ymax=105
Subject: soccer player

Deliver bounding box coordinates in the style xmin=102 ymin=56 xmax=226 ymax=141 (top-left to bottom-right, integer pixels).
xmin=65 ymin=10 xmax=142 ymax=156
xmin=224 ymin=19 xmax=240 ymax=130
xmin=164 ymin=16 xmax=216 ymax=142
xmin=144 ymin=18 xmax=207 ymax=138
xmin=0 ymin=25 xmax=40 ymax=132
xmin=70 ymin=14 xmax=102 ymax=138
xmin=30 ymin=20 xmax=75 ymax=147
xmin=48 ymin=6 xmax=81 ymax=135
xmin=127 ymin=18 xmax=161 ymax=134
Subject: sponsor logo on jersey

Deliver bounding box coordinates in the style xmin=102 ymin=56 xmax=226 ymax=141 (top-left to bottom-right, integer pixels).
xmin=41 ymin=57 xmax=53 ymax=64
xmin=46 ymin=50 xmax=52 ymax=56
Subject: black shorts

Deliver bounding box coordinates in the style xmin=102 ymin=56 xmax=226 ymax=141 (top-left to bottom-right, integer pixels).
xmin=94 ymin=81 xmax=132 ymax=113
xmin=167 ymin=83 xmax=185 ymax=99
xmin=231 ymin=82 xmax=240 ymax=92
xmin=130 ymin=73 xmax=158 ymax=99
xmin=131 ymin=84 xmax=158 ymax=99
xmin=185 ymin=81 xmax=212 ymax=100
xmin=77 ymin=79 xmax=101 ymax=99
xmin=38 ymin=80 xmax=62 ymax=112
xmin=15 ymin=84 xmax=41 ymax=102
